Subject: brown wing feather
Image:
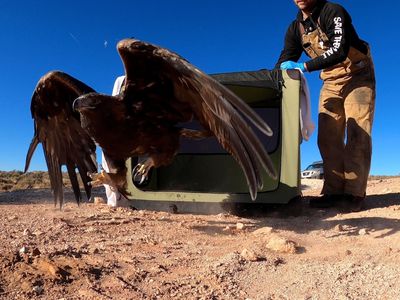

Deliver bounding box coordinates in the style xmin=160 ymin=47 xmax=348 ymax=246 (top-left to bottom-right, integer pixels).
xmin=117 ymin=39 xmax=277 ymax=200
xmin=25 ymin=71 xmax=97 ymax=207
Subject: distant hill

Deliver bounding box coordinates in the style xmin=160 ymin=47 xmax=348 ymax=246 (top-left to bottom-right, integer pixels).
xmin=0 ymin=171 xmax=71 ymax=191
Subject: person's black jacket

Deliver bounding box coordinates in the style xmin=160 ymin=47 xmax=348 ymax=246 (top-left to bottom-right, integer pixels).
xmin=275 ymin=0 xmax=368 ymax=72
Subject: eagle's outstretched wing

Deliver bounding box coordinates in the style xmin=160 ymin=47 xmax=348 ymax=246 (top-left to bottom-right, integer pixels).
xmin=25 ymin=71 xmax=97 ymax=206
xmin=117 ymin=39 xmax=277 ymax=200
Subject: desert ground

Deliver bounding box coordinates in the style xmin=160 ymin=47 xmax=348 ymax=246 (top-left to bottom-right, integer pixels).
xmin=0 ymin=172 xmax=400 ymax=299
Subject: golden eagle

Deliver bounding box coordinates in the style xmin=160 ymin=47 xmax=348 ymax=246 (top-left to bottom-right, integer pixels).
xmin=25 ymin=38 xmax=277 ymax=207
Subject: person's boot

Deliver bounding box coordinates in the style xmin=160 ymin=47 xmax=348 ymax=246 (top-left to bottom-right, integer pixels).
xmin=339 ymin=194 xmax=366 ymax=212
xmin=309 ymin=194 xmax=342 ymax=208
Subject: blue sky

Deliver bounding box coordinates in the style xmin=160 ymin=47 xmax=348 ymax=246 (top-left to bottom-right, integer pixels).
xmin=1 ymin=1 xmax=398 ymax=175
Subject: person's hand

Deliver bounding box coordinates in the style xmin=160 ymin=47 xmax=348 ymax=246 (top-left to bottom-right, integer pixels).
xmin=280 ymin=61 xmax=306 ymax=72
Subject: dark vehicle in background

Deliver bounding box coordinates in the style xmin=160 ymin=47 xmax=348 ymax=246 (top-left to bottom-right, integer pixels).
xmin=301 ymin=161 xmax=324 ymax=179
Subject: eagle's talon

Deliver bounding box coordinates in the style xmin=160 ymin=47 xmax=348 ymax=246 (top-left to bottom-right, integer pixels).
xmin=87 ymin=170 xmax=114 ymax=187
xmin=136 ymin=163 xmax=146 ymax=175
xmin=133 ymin=164 xmax=151 ymax=187
xmin=139 ymin=174 xmax=146 ymax=185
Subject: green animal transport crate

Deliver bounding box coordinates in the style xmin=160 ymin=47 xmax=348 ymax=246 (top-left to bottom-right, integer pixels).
xmin=122 ymin=69 xmax=302 ymax=213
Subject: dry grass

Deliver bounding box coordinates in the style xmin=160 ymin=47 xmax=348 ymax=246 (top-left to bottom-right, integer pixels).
xmin=0 ymin=171 xmax=71 ymax=191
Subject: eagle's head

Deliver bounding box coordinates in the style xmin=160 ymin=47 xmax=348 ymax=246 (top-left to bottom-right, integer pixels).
xmin=73 ymin=93 xmax=125 ymax=118
xmin=73 ymin=93 xmax=128 ymax=143
xmin=73 ymin=92 xmax=104 ymax=112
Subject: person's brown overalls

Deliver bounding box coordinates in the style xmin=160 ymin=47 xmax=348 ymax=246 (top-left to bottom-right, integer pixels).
xmin=300 ymin=20 xmax=376 ymax=197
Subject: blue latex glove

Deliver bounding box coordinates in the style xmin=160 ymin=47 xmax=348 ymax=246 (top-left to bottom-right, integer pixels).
xmin=280 ymin=61 xmax=306 ymax=72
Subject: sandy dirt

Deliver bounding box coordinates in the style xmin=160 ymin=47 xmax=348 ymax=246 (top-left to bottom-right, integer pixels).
xmin=0 ymin=177 xmax=400 ymax=299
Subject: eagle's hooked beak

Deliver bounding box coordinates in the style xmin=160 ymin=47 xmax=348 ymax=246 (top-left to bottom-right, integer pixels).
xmin=73 ymin=94 xmax=100 ymax=112
xmin=72 ymin=97 xmax=82 ymax=112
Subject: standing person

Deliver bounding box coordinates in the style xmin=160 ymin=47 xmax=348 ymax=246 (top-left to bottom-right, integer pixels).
xmin=102 ymin=75 xmax=125 ymax=207
xmin=277 ymin=0 xmax=376 ymax=211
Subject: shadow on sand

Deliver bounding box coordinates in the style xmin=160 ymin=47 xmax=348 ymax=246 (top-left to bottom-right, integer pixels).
xmin=186 ymin=192 xmax=400 ymax=238
xmin=233 ymin=192 xmax=400 ymax=238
